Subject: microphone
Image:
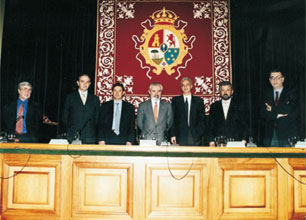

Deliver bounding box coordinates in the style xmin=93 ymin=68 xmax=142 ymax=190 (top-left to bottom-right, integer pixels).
xmin=7 ymin=116 xmax=24 ymax=142
xmin=71 ymin=118 xmax=91 ymax=145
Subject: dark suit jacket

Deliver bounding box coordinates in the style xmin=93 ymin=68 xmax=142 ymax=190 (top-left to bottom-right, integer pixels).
xmin=260 ymin=87 xmax=298 ymax=146
xmin=98 ymin=100 xmax=135 ymax=145
xmin=62 ymin=91 xmax=100 ymax=144
xmin=170 ymin=95 xmax=206 ymax=145
xmin=208 ymin=98 xmax=248 ymax=142
xmin=3 ymin=99 xmax=42 ymax=141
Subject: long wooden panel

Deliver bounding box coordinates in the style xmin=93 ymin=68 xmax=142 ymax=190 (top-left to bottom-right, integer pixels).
xmin=0 ymin=144 xmax=305 ymax=220
xmin=146 ymin=162 xmax=208 ymax=220
xmin=72 ymin=161 xmax=133 ymax=219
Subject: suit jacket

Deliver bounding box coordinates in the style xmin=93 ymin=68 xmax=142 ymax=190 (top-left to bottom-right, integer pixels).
xmin=137 ymin=99 xmax=173 ymax=145
xmin=62 ymin=91 xmax=100 ymax=144
xmin=170 ymin=95 xmax=206 ymax=145
xmin=260 ymin=87 xmax=298 ymax=147
xmin=208 ymin=98 xmax=248 ymax=142
xmin=3 ymin=99 xmax=42 ymax=141
xmin=98 ymin=100 xmax=135 ymax=145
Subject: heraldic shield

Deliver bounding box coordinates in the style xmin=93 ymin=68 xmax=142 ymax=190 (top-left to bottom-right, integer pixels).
xmin=136 ymin=7 xmax=190 ymax=77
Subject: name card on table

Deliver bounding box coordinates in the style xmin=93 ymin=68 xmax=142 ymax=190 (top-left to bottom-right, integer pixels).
xmin=49 ymin=139 xmax=69 ymax=144
xmin=226 ymin=141 xmax=246 ymax=148
xmin=139 ymin=140 xmax=157 ymax=146
xmin=295 ymin=141 xmax=306 ymax=148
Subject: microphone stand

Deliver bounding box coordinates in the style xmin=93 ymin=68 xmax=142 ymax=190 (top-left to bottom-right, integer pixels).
xmin=71 ymin=118 xmax=91 ymax=145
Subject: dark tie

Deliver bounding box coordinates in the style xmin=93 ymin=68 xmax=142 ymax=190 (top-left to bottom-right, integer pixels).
xmin=275 ymin=91 xmax=279 ymax=106
xmin=16 ymin=102 xmax=24 ymax=134
xmin=184 ymin=98 xmax=189 ymax=124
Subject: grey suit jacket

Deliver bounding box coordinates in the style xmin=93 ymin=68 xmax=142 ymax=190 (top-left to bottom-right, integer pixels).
xmin=137 ymin=99 xmax=173 ymax=145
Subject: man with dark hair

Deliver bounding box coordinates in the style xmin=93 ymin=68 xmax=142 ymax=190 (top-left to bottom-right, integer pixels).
xmin=98 ymin=82 xmax=135 ymax=145
xmin=208 ymin=81 xmax=248 ymax=146
xmin=137 ymin=82 xmax=173 ymax=145
xmin=261 ymin=70 xmax=298 ymax=147
xmin=3 ymin=81 xmax=42 ymax=143
xmin=170 ymin=77 xmax=206 ymax=146
xmin=62 ymin=74 xmax=100 ymax=144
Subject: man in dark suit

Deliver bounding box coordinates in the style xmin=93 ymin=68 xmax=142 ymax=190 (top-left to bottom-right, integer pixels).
xmin=208 ymin=81 xmax=248 ymax=146
xmin=137 ymin=82 xmax=173 ymax=145
xmin=170 ymin=77 xmax=206 ymax=146
xmin=3 ymin=81 xmax=42 ymax=143
xmin=261 ymin=70 xmax=298 ymax=147
xmin=98 ymin=83 xmax=135 ymax=145
xmin=62 ymin=74 xmax=100 ymax=144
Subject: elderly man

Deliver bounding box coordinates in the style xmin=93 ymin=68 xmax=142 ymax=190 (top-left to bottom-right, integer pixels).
xmin=62 ymin=74 xmax=100 ymax=144
xmin=170 ymin=77 xmax=206 ymax=146
xmin=261 ymin=69 xmax=298 ymax=147
xmin=137 ymin=82 xmax=173 ymax=145
xmin=3 ymin=81 xmax=42 ymax=143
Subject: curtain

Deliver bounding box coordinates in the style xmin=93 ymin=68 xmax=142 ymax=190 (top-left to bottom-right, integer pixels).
xmin=231 ymin=0 xmax=305 ymax=144
xmin=0 ymin=0 xmax=97 ymax=138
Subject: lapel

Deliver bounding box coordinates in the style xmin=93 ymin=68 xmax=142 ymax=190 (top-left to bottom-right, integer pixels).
xmin=190 ymin=96 xmax=196 ymax=122
xmin=226 ymin=99 xmax=234 ymax=120
xmin=120 ymin=101 xmax=126 ymax=128
xmin=218 ymin=101 xmax=226 ymax=121
xmin=76 ymin=91 xmax=85 ymax=106
xmin=179 ymin=95 xmax=188 ymax=121
xmin=278 ymin=87 xmax=287 ymax=103
xmin=148 ymin=100 xmax=155 ymax=123
xmin=158 ymin=100 xmax=165 ymax=123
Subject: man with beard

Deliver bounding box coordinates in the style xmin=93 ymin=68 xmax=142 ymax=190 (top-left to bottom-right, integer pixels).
xmin=137 ymin=82 xmax=173 ymax=145
xmin=208 ymin=81 xmax=248 ymax=146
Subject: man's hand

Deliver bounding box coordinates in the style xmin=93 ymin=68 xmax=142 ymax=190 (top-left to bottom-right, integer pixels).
xmin=265 ymin=103 xmax=272 ymax=112
xmin=98 ymin=141 xmax=106 ymax=145
xmin=170 ymin=136 xmax=177 ymax=144
xmin=277 ymin=114 xmax=288 ymax=119
xmin=209 ymin=141 xmax=215 ymax=147
xmin=126 ymin=142 xmax=132 ymax=146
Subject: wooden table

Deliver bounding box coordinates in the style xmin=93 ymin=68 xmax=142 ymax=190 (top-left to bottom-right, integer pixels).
xmin=0 ymin=143 xmax=305 ymax=220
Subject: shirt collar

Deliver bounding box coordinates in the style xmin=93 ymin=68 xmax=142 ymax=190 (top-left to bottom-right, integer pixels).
xmin=222 ymin=98 xmax=231 ymax=105
xmin=78 ymin=89 xmax=88 ymax=96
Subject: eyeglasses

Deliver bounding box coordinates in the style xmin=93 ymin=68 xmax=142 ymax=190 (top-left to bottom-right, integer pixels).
xmin=269 ymin=76 xmax=283 ymax=80
xmin=20 ymin=87 xmax=32 ymax=91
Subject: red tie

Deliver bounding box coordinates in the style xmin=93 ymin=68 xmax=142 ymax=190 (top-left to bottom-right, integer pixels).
xmin=16 ymin=102 xmax=24 ymax=134
xmin=153 ymin=102 xmax=158 ymax=123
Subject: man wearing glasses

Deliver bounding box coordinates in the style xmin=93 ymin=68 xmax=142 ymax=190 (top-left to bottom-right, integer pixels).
xmin=261 ymin=69 xmax=298 ymax=147
xmin=3 ymin=81 xmax=42 ymax=143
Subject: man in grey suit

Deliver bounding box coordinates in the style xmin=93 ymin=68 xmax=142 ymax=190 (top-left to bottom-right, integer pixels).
xmin=137 ymin=82 xmax=173 ymax=145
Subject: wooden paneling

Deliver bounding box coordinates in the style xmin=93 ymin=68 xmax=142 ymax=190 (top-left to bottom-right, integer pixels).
xmin=1 ymin=154 xmax=61 ymax=219
xmin=146 ymin=162 xmax=208 ymax=219
xmin=288 ymin=158 xmax=306 ymax=220
xmin=72 ymin=161 xmax=133 ymax=219
xmin=219 ymin=159 xmax=277 ymax=220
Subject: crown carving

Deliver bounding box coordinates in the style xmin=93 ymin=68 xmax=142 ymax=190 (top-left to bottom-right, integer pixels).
xmin=150 ymin=7 xmax=179 ymax=25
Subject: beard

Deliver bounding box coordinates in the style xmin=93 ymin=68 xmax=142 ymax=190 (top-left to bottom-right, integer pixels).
xmin=221 ymin=94 xmax=231 ymax=100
